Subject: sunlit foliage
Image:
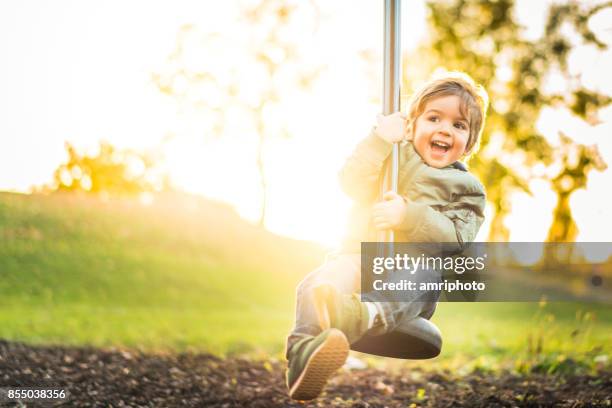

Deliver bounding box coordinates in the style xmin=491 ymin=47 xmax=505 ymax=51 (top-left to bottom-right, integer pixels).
xmin=411 ymin=0 xmax=611 ymax=241
xmin=51 ymin=142 xmax=169 ymax=196
xmin=153 ymin=0 xmax=322 ymax=227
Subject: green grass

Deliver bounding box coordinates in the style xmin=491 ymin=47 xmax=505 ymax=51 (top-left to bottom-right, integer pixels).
xmin=0 ymin=192 xmax=610 ymax=368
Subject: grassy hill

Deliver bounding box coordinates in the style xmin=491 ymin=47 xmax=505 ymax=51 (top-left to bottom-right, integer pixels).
xmin=0 ymin=192 xmax=326 ymax=355
xmin=0 ymin=192 xmax=610 ymax=366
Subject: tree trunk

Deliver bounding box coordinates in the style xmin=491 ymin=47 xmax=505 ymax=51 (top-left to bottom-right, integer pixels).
xmin=255 ymin=118 xmax=267 ymax=228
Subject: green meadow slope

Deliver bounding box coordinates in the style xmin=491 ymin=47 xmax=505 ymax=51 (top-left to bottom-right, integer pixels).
xmin=0 ymin=192 xmax=325 ymax=355
xmin=0 ymin=192 xmax=610 ymax=364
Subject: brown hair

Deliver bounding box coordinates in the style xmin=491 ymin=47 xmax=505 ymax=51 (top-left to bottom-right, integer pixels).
xmin=407 ymin=71 xmax=489 ymax=156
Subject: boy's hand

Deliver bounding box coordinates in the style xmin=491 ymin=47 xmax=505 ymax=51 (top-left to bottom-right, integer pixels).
xmin=375 ymin=112 xmax=409 ymax=144
xmin=372 ymin=191 xmax=407 ymax=230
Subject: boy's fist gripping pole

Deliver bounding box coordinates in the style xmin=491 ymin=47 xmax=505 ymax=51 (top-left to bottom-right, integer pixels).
xmin=372 ymin=190 xmax=407 ymax=231
xmin=375 ymin=112 xmax=411 ymax=144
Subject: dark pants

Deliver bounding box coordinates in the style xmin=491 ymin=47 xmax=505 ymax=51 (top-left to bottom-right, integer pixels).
xmin=286 ymin=253 xmax=438 ymax=358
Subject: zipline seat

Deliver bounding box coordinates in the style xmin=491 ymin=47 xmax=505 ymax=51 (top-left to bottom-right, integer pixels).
xmin=350 ymin=316 xmax=442 ymax=359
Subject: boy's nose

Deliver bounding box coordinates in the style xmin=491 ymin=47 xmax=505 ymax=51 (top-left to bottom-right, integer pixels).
xmin=436 ymin=126 xmax=451 ymax=136
xmin=437 ymin=121 xmax=453 ymax=136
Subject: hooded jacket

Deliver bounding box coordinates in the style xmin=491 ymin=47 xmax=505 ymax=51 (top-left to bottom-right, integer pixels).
xmin=339 ymin=130 xmax=486 ymax=254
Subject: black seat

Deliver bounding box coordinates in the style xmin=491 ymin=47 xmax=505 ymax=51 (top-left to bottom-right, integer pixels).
xmin=350 ymin=316 xmax=442 ymax=359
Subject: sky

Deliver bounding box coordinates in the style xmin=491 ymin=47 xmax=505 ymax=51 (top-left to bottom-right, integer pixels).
xmin=0 ymin=0 xmax=611 ymax=248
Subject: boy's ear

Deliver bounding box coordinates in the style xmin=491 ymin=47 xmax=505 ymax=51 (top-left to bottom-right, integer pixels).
xmin=462 ymin=142 xmax=476 ymax=160
xmin=462 ymin=135 xmax=475 ymax=156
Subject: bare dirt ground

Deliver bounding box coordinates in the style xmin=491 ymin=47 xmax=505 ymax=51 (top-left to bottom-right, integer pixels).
xmin=1 ymin=340 xmax=610 ymax=407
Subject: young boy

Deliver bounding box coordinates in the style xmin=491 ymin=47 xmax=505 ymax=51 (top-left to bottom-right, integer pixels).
xmin=286 ymin=72 xmax=489 ymax=401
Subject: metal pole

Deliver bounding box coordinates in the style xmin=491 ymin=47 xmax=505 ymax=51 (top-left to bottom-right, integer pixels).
xmin=380 ymin=0 xmax=401 ymax=246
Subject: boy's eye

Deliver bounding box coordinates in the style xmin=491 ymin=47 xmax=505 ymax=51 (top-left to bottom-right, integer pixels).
xmin=454 ymin=122 xmax=467 ymax=130
xmin=428 ymin=116 xmax=439 ymax=122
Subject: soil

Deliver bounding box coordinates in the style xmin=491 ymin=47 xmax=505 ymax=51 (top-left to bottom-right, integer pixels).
xmin=1 ymin=340 xmax=610 ymax=407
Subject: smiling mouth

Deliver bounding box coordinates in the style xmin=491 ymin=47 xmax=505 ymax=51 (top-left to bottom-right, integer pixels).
xmin=431 ymin=140 xmax=451 ymax=154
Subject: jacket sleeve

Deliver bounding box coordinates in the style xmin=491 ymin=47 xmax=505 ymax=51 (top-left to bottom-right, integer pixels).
xmin=397 ymin=184 xmax=486 ymax=252
xmin=338 ymin=129 xmax=393 ymax=204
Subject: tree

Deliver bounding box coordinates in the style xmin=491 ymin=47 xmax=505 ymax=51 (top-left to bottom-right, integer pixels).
xmin=153 ymin=0 xmax=322 ymax=228
xmin=410 ymin=0 xmax=611 ymax=241
xmin=546 ymin=134 xmax=607 ymax=242
xmin=52 ymin=141 xmax=168 ymax=195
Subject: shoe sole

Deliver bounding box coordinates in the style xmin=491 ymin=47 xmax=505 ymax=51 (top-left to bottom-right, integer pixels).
xmin=288 ymin=328 xmax=349 ymax=401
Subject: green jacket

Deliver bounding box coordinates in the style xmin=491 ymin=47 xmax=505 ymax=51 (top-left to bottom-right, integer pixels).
xmin=339 ymin=130 xmax=486 ymax=254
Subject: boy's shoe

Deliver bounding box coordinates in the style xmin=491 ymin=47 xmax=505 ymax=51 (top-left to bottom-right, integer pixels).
xmin=314 ymin=285 xmax=372 ymax=344
xmin=286 ymin=328 xmax=349 ymax=401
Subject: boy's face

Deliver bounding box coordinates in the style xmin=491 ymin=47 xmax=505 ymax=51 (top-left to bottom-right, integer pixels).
xmin=411 ymin=95 xmax=470 ymax=169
